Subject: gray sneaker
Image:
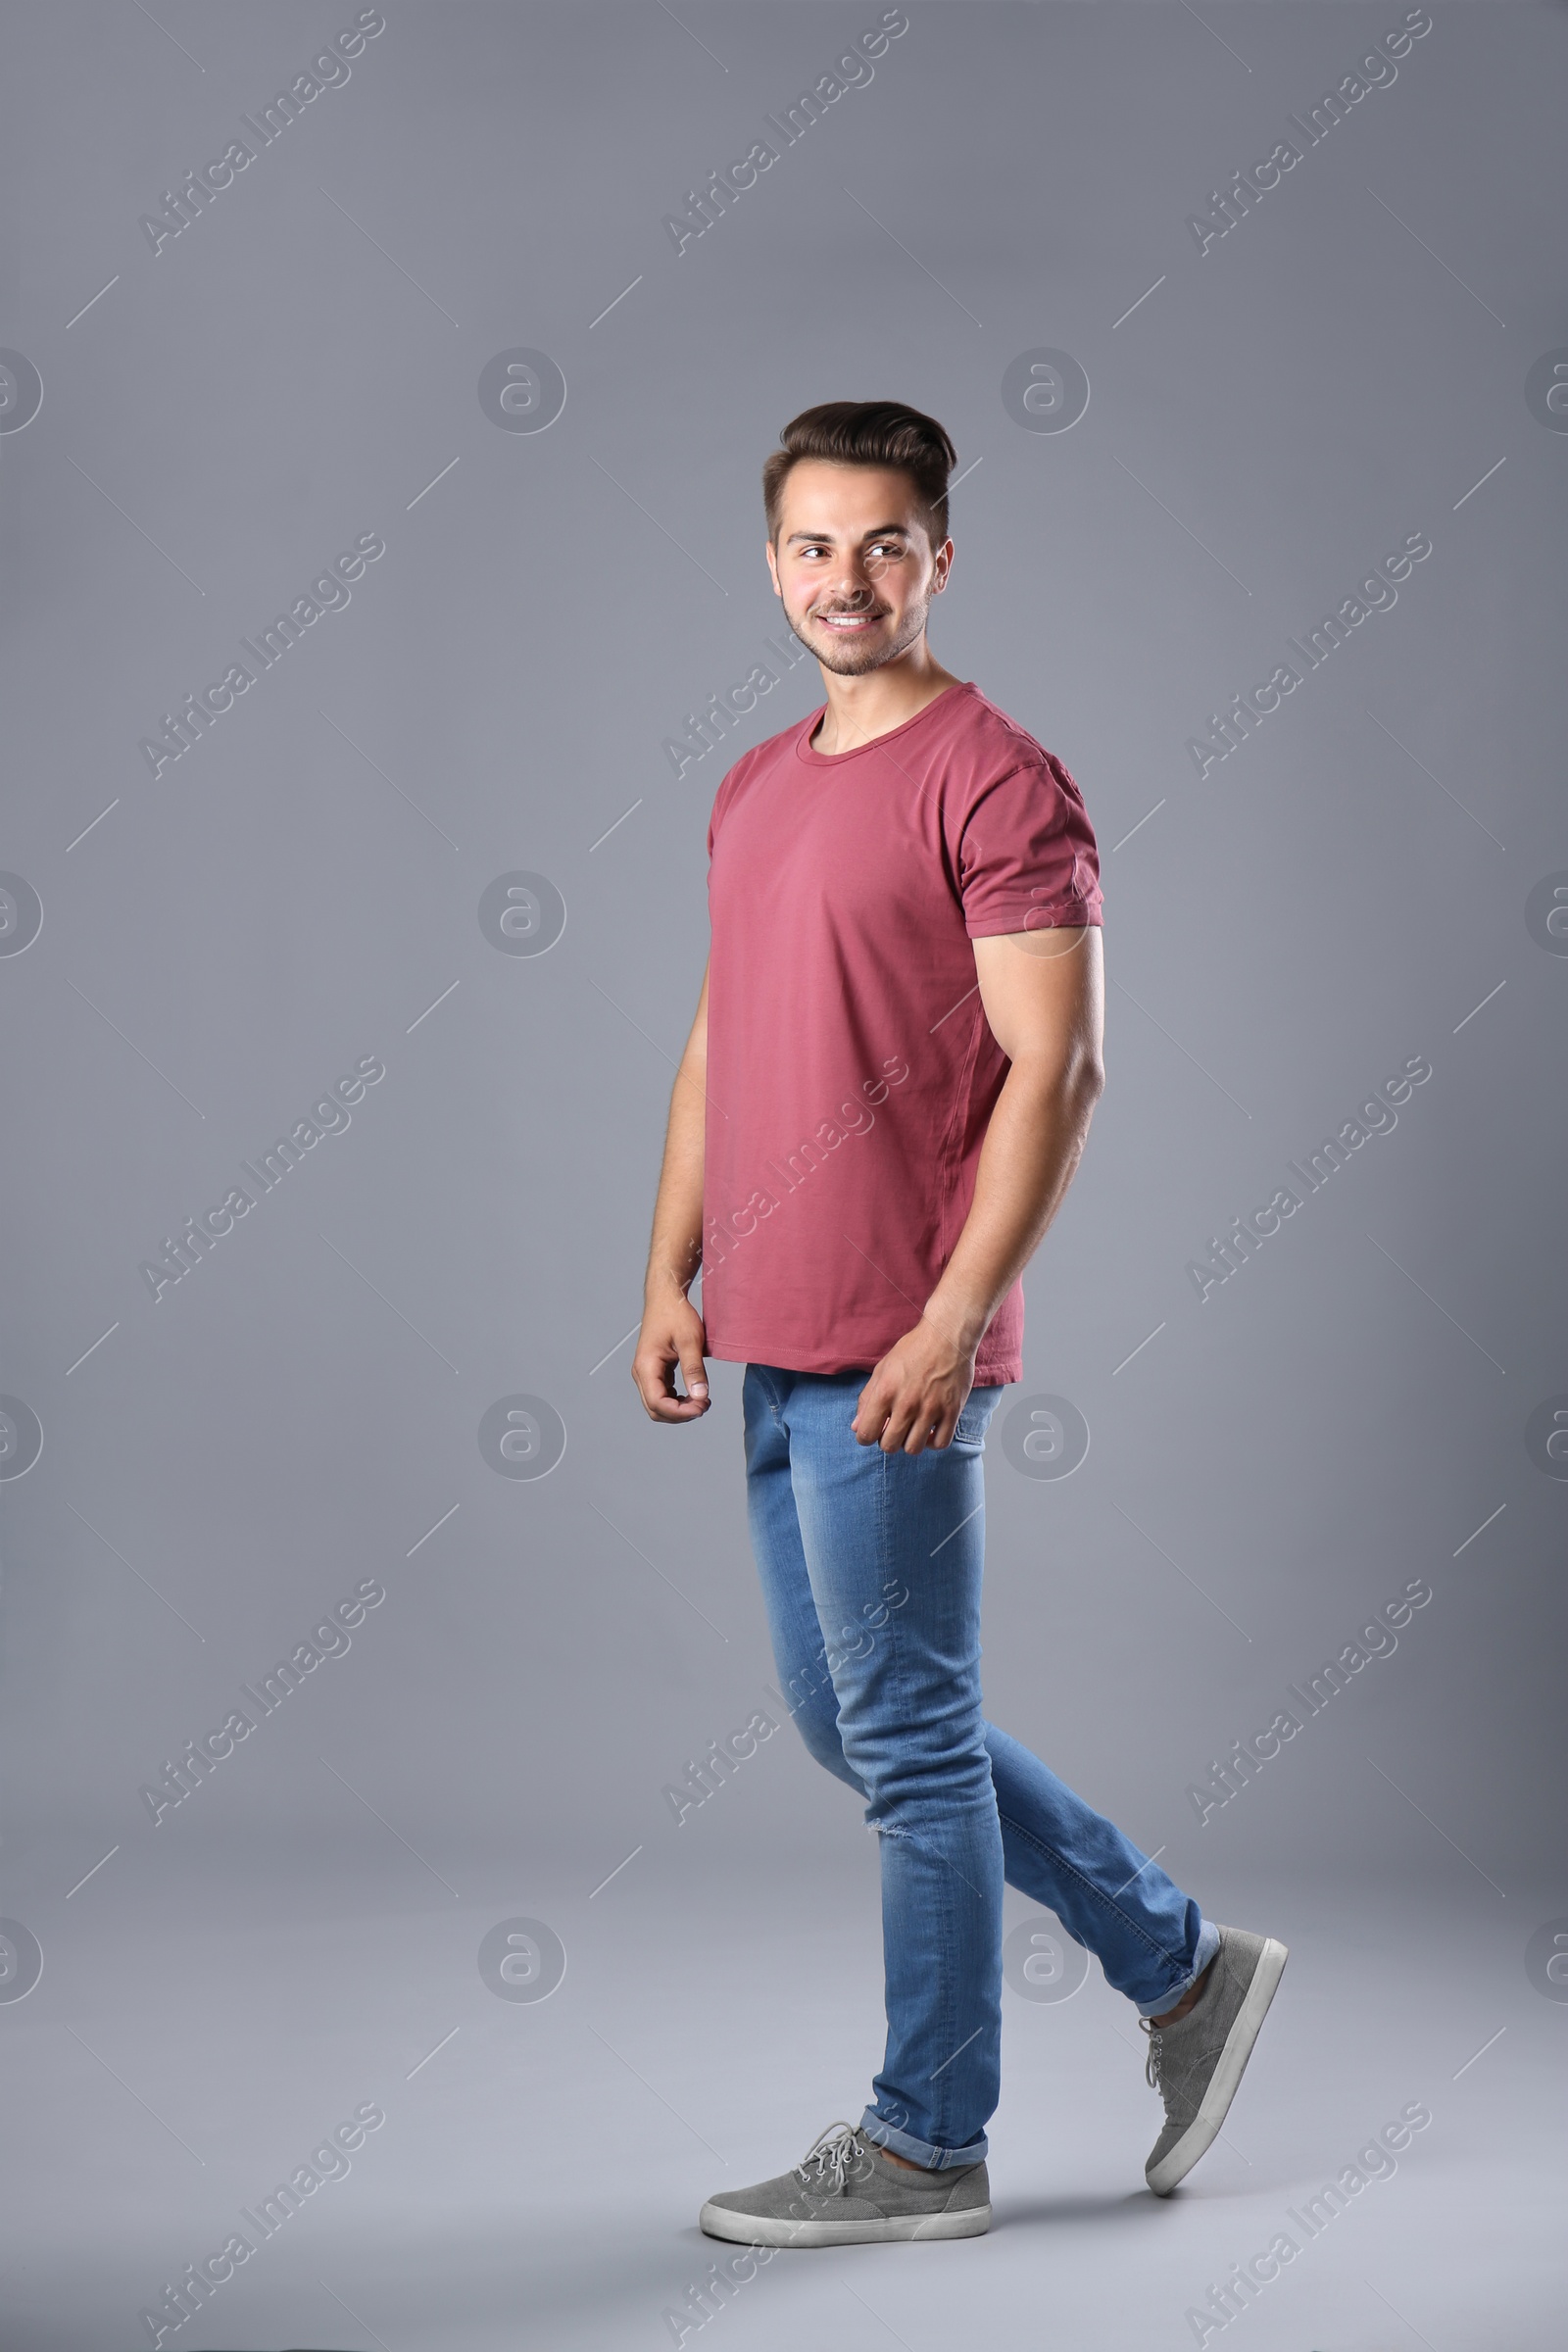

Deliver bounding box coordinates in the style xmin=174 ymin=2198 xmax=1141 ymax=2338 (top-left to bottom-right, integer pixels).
xmin=700 ymin=2120 xmax=991 ymax=2247
xmin=1142 ymin=1924 xmax=1288 ymax=2195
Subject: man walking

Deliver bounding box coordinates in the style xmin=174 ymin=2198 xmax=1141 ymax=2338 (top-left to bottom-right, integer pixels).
xmin=632 ymin=401 xmax=1285 ymax=2246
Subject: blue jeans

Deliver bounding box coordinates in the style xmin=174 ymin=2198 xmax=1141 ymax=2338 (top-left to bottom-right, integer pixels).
xmin=742 ymin=1363 xmax=1220 ymax=2170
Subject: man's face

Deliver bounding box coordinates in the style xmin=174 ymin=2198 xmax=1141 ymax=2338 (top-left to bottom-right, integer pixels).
xmin=765 ymin=461 xmax=953 ymax=676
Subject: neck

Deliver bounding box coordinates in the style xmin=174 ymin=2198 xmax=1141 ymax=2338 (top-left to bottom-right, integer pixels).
xmin=809 ymin=637 xmax=962 ymax=755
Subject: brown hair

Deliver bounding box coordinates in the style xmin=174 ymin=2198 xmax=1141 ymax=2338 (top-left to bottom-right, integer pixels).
xmin=761 ymin=400 xmax=957 ymax=548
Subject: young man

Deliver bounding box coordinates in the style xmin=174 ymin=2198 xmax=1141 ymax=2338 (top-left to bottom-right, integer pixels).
xmin=632 ymin=402 xmax=1285 ymax=2246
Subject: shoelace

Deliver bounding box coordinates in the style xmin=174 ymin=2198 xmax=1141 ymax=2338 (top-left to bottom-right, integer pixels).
xmin=793 ymin=2121 xmax=866 ymax=2195
xmin=1140 ymin=2018 xmax=1163 ymax=2093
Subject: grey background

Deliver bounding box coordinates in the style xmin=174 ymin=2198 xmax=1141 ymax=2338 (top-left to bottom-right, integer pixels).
xmin=1 ymin=3 xmax=1564 ymax=2346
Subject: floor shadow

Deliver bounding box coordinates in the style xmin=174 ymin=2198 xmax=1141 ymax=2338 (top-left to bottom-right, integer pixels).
xmin=990 ymin=2188 xmax=1152 ymax=2232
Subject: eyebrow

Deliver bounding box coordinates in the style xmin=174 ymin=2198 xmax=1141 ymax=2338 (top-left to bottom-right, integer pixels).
xmin=783 ymin=522 xmax=911 ymax=547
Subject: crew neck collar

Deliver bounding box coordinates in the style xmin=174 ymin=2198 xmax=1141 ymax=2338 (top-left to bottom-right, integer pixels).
xmin=795 ymin=679 xmax=976 ymax=765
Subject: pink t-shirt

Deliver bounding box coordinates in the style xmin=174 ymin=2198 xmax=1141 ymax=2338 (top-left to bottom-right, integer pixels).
xmin=701 ymin=679 xmax=1102 ymax=1383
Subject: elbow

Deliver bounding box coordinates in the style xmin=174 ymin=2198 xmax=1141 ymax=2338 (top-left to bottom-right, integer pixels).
xmin=1071 ymin=1048 xmax=1105 ymax=1112
xmin=1009 ymin=1043 xmax=1103 ymax=1117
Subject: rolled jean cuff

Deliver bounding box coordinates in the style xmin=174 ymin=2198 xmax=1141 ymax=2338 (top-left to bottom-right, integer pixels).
xmin=1133 ymin=1915 xmax=1222 ymax=2020
xmin=860 ymin=2107 xmax=988 ymax=2171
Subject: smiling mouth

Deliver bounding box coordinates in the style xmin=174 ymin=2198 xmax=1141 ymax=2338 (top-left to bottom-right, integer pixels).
xmin=813 ymin=610 xmax=884 ymax=630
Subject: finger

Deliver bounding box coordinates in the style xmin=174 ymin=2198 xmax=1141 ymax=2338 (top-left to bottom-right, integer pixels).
xmin=879 ymin=1399 xmax=917 ymax=1453
xmin=647 ymin=1395 xmax=704 ymax=1422
xmin=856 ymin=1362 xmax=906 ymax=1446
xmin=677 ymin=1343 xmax=710 ymax=1407
xmin=632 ymin=1345 xmax=697 ymax=1421
xmin=901 ymin=1399 xmax=950 ymax=1455
xmin=657 ymin=1369 xmax=706 ymax=1416
xmin=870 ymin=1396 xmax=902 ymax=1447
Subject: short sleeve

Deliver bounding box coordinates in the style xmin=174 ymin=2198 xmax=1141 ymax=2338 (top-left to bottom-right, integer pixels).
xmin=956 ymin=752 xmax=1103 ymax=938
xmin=707 ymin=750 xmax=752 ymax=860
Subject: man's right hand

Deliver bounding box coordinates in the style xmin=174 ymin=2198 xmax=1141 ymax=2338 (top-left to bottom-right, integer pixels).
xmin=632 ymin=1292 xmax=710 ymax=1423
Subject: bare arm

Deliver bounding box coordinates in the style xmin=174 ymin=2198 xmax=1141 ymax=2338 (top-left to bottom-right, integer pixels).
xmin=631 ymin=959 xmax=712 ymax=1422
xmin=852 ymin=925 xmax=1105 ymax=1452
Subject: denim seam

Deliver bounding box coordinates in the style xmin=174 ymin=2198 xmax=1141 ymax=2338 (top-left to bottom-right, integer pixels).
xmin=892 ymin=1448 xmax=986 ymax=2153
xmin=871 ymin=1441 xmax=918 ymax=2134
xmin=877 ymin=1441 xmax=969 ymax=2151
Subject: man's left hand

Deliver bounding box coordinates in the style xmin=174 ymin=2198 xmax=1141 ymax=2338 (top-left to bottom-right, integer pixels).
xmin=852 ymin=1314 xmax=977 ymax=1453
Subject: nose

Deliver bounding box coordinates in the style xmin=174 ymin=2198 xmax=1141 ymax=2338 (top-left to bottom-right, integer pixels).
xmin=817 ymin=569 xmax=877 ymax=610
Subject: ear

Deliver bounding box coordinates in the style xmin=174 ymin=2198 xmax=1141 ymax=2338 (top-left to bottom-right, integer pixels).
xmin=764 ymin=538 xmax=782 ymax=596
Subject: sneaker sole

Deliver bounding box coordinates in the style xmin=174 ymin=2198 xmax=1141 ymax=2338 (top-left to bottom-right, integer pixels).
xmin=1146 ymin=1936 xmax=1288 ymax=2197
xmin=699 ymin=2198 xmax=991 ymax=2248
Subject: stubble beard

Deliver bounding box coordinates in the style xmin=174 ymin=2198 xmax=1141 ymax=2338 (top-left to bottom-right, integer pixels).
xmin=790 ymin=585 xmax=934 ymax=677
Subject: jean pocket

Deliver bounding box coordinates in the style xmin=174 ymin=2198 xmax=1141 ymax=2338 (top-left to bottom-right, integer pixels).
xmin=952 ymin=1385 xmax=1004 ymax=1448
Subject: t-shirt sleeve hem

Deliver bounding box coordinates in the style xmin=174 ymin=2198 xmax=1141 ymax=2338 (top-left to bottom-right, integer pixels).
xmin=963 ymin=900 xmax=1103 ymax=941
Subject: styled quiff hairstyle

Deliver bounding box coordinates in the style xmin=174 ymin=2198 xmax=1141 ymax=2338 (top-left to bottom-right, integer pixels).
xmin=761 ymin=401 xmax=957 ymax=548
